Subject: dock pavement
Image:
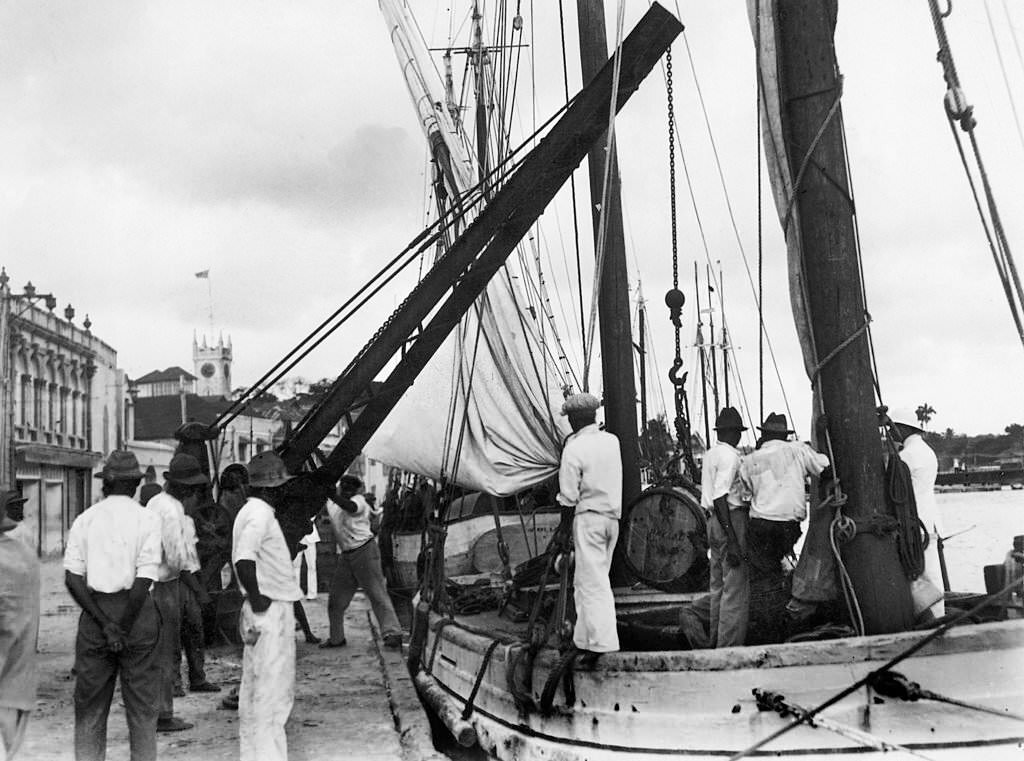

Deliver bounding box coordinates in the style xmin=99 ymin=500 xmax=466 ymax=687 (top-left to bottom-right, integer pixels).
xmin=19 ymin=558 xmax=448 ymax=761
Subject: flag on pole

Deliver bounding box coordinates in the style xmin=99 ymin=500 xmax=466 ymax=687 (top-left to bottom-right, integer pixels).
xmin=195 ymin=270 xmax=209 ymax=279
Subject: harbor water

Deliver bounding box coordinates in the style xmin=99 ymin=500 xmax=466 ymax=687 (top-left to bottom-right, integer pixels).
xmin=936 ymin=488 xmax=1023 ymax=591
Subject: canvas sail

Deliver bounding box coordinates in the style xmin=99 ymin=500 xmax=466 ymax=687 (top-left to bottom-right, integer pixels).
xmin=748 ymin=0 xmax=816 ymax=381
xmin=366 ymin=0 xmax=572 ymax=496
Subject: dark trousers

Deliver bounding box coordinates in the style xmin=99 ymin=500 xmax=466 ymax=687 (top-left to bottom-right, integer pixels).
xmin=747 ymin=518 xmax=802 ymax=576
xmin=175 ymin=583 xmax=207 ymax=689
xmin=327 ymin=540 xmax=401 ymax=642
xmin=73 ymin=592 xmax=160 ymax=761
xmin=151 ymin=579 xmax=181 ymax=720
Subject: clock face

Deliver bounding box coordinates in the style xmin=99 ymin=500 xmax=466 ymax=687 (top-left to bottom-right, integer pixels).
xmin=200 ymin=362 xmax=216 ymax=378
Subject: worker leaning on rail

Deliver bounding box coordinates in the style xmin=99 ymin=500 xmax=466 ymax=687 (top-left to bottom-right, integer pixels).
xmin=739 ymin=413 xmax=830 ymax=581
xmin=701 ymin=406 xmax=752 ymax=648
xmin=556 ymin=391 xmax=622 ymax=667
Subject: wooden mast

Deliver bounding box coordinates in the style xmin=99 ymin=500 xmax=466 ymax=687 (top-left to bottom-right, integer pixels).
xmin=773 ymin=0 xmax=913 ymax=632
xmin=280 ymin=5 xmax=682 ymax=481
xmin=576 ymin=0 xmax=642 ymax=513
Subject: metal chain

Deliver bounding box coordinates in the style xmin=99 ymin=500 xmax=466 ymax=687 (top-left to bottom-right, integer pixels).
xmin=667 ymin=49 xmax=681 ymax=362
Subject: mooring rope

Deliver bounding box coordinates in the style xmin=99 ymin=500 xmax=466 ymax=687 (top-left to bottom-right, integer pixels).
xmin=729 ymin=574 xmax=1024 ymax=760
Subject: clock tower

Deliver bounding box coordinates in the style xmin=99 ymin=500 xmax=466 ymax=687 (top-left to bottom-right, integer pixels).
xmin=193 ymin=332 xmax=233 ymax=397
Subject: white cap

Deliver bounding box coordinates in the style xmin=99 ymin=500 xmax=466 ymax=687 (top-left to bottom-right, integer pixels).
xmin=561 ymin=392 xmax=601 ymax=416
xmin=887 ymin=407 xmax=922 ymax=431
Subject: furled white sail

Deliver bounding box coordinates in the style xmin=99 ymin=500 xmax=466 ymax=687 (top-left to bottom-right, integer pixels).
xmin=366 ymin=0 xmax=572 ymax=496
xmin=747 ymin=0 xmax=816 ymax=382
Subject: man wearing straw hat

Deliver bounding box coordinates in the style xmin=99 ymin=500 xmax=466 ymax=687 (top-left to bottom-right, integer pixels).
xmin=64 ymin=450 xmax=162 ymax=761
xmin=556 ymin=391 xmax=622 ymax=665
xmin=701 ymin=406 xmax=751 ymax=647
xmin=232 ymin=452 xmax=303 ymax=761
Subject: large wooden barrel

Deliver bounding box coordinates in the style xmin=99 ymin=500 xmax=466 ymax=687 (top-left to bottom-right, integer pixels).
xmin=620 ymin=486 xmax=708 ymax=592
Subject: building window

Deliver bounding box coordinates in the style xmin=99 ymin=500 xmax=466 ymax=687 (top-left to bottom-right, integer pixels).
xmin=33 ymin=381 xmax=43 ymax=429
xmin=59 ymin=388 xmax=68 ymax=433
xmin=238 ymin=441 xmax=248 ymax=463
xmin=71 ymin=392 xmax=78 ymax=437
xmin=19 ymin=376 xmax=29 ymax=426
xmin=47 ymin=383 xmax=56 ymax=431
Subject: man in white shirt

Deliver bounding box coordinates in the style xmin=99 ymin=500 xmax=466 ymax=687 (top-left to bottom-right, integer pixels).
xmin=890 ymin=409 xmax=945 ymax=618
xmin=701 ymin=407 xmax=750 ymax=648
xmin=0 ymin=490 xmax=39 ymax=761
xmin=146 ymin=453 xmax=209 ymax=732
xmin=739 ymin=413 xmax=830 ymax=577
xmin=322 ymin=475 xmax=402 ymax=649
xmin=233 ymin=452 xmax=303 ymax=761
xmin=556 ymin=392 xmax=622 ymax=663
xmin=63 ymin=450 xmax=163 ymax=761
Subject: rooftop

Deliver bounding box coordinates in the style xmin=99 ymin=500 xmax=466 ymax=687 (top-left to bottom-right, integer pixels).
xmin=134 ymin=366 xmax=198 ymax=384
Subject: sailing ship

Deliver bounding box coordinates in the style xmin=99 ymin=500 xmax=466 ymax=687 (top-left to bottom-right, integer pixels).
xmin=360 ymin=2 xmax=1023 ymax=759
xmin=194 ymin=1 xmax=1024 ymax=758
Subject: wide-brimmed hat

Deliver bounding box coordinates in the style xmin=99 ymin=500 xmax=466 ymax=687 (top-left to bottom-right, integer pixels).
xmin=714 ymin=407 xmax=747 ymax=431
xmin=163 ymin=454 xmax=210 ymax=486
xmin=95 ymin=450 xmax=144 ymax=481
xmin=247 ymin=452 xmax=294 ymax=488
xmin=0 ymin=490 xmax=27 ymax=531
xmin=758 ymin=412 xmax=794 ymax=435
xmin=561 ymin=392 xmax=601 ymax=416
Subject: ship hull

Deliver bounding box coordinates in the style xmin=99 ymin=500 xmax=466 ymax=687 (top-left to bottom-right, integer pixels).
xmin=418 ymin=611 xmax=1024 ymax=759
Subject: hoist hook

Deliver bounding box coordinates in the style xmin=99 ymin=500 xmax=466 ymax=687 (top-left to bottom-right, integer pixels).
xmin=669 ymin=358 xmax=687 ymax=388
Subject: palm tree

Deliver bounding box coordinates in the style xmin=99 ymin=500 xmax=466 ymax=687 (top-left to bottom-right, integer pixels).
xmin=915 ymin=403 xmax=936 ymax=430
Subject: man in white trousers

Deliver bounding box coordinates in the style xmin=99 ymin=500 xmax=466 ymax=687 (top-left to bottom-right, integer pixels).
xmin=556 ymin=392 xmax=622 ymax=666
xmin=233 ymin=452 xmax=303 ymax=761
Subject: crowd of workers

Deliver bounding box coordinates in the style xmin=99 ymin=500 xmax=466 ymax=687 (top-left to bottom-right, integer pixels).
xmin=0 ymin=446 xmax=398 ymax=761
xmin=554 ymin=393 xmax=947 ymax=661
xmin=0 ymin=392 xmax=951 ymax=760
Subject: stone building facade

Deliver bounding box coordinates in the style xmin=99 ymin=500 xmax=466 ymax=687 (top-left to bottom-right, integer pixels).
xmin=7 ymin=295 xmax=123 ymax=555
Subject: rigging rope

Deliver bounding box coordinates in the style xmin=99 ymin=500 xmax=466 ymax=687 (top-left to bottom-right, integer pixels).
xmin=927 ymin=0 xmax=1024 ymax=351
xmin=870 ymin=670 xmax=1024 ymax=724
xmin=557 ymin=0 xmax=587 ymax=354
xmin=752 ymin=689 xmax=937 ymax=759
xmin=984 ymin=0 xmax=1024 ymax=153
xmin=729 ymin=573 xmax=1024 ymax=760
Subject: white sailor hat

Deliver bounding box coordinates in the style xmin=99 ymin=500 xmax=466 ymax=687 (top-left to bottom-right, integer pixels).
xmin=561 ymin=392 xmax=602 ymax=416
xmin=887 ymin=407 xmax=923 ymax=431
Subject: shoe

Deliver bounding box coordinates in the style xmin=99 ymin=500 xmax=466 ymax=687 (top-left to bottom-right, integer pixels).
xmin=383 ymin=633 xmax=403 ymax=649
xmin=172 ymin=685 xmax=186 ymax=698
xmin=156 ymin=717 xmax=194 ymax=732
xmin=575 ymin=649 xmax=602 ymax=670
xmin=318 ymin=638 xmax=347 ymax=648
xmin=189 ymin=682 xmax=221 ymax=693
xmin=219 ymin=687 xmax=239 ymax=711
xmin=304 ymin=633 xmax=322 ymax=645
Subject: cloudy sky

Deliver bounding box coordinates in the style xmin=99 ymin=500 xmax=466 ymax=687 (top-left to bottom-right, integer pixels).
xmin=2 ymin=1 xmax=1023 ymax=437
